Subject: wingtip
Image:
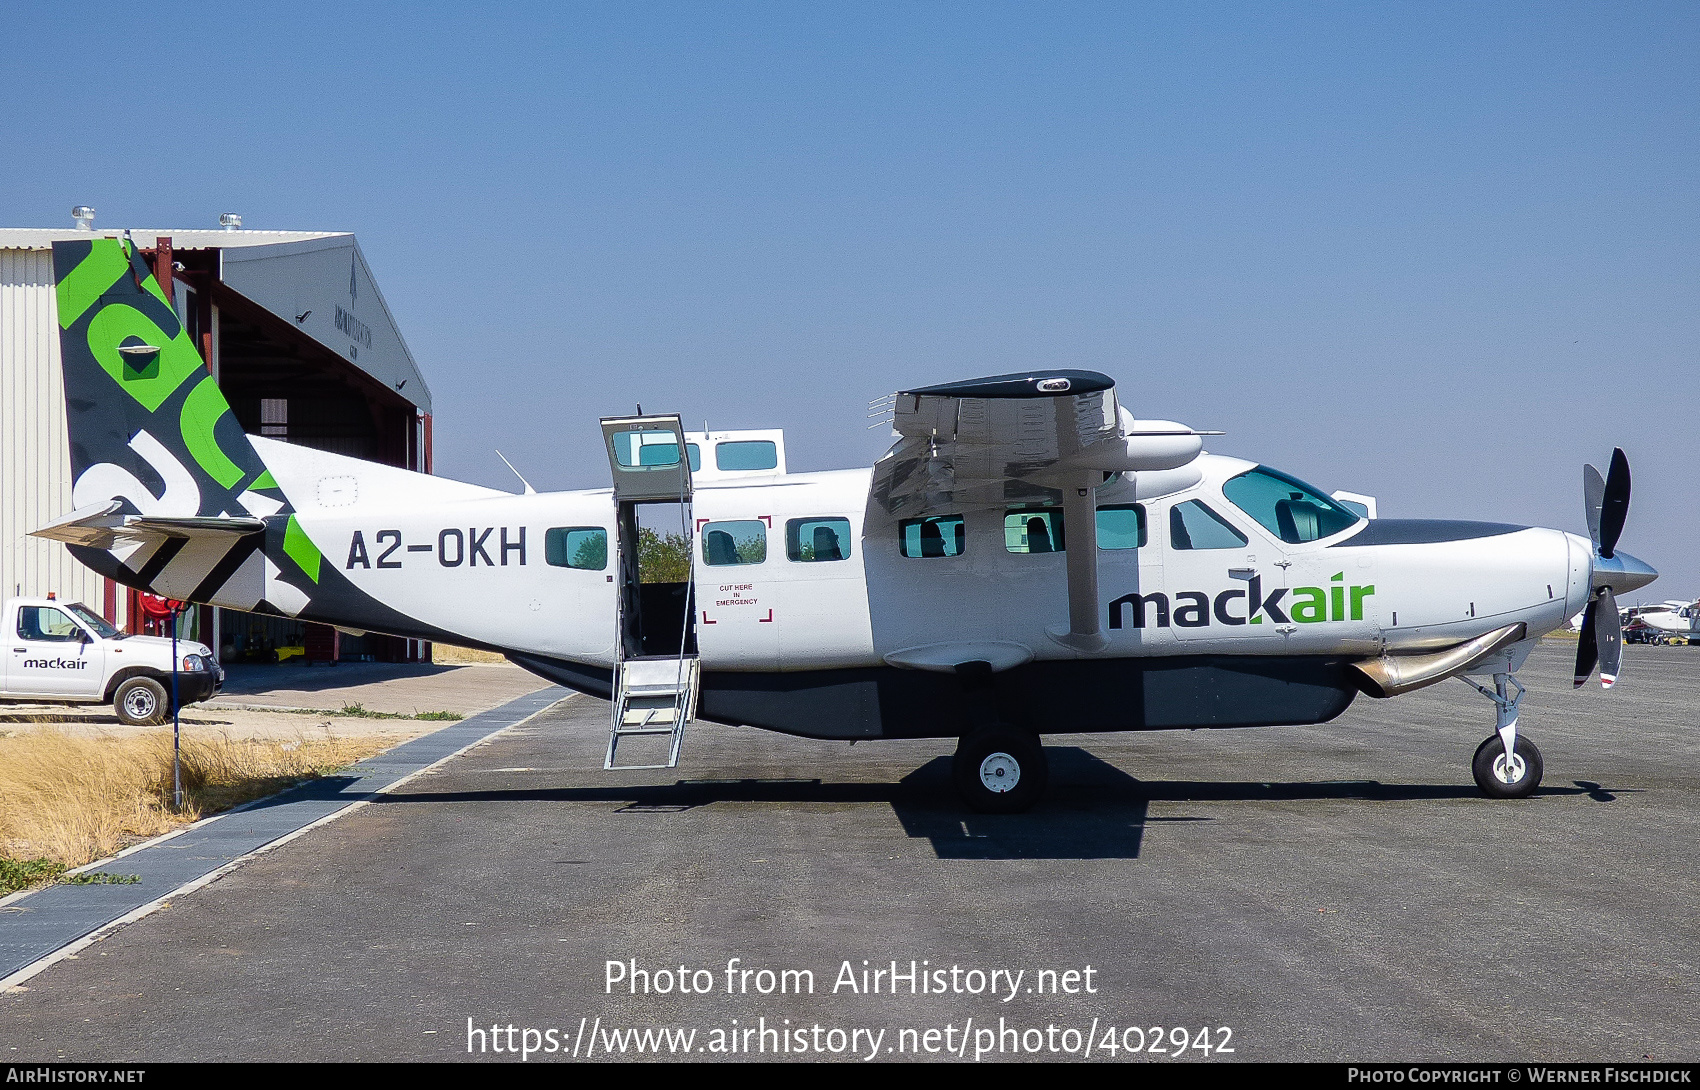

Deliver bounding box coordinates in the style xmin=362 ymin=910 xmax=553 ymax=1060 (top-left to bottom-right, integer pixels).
xmin=1600 ymin=673 xmax=1617 ymax=689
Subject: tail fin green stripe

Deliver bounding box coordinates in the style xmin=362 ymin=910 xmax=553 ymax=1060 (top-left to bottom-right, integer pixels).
xmin=181 ymin=376 xmax=247 ymax=489
xmin=283 ymin=515 xmax=323 ymax=584
xmin=88 ymin=302 xmax=205 ymax=413
xmin=55 ymin=243 xmax=129 ymax=329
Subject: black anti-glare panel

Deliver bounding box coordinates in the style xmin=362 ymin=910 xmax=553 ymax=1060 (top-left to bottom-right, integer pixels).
xmin=1331 ymin=519 xmax=1527 ymax=546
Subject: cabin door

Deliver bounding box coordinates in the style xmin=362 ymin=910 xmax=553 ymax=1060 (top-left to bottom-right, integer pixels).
xmin=599 ymin=414 xmax=700 ymax=769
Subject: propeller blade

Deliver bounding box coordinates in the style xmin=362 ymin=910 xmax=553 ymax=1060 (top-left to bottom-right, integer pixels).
xmin=1583 ymin=464 xmax=1605 ymax=553
xmin=1598 ymin=448 xmax=1631 ymax=559
xmin=1574 ymin=598 xmax=1599 ymax=688
xmin=1596 ymin=586 xmax=1622 ymax=689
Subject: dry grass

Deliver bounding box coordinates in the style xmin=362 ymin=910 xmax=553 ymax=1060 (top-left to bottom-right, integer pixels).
xmin=431 ymin=642 xmax=508 ymax=665
xmin=0 ymin=726 xmax=386 ymax=876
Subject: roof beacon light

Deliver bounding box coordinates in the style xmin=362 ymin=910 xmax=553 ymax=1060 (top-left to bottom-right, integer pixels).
xmin=72 ymin=207 xmax=95 ymax=230
xmin=219 ymin=213 xmax=242 ymax=231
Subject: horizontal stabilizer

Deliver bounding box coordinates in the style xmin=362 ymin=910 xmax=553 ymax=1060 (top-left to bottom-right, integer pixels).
xmin=31 ymin=501 xmax=265 ymax=549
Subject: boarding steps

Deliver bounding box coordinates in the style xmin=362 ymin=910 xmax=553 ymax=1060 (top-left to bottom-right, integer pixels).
xmin=605 ymin=655 xmax=700 ymax=770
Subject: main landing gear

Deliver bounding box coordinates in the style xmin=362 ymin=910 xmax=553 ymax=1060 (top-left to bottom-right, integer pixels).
xmin=1462 ymin=672 xmax=1544 ymax=799
xmin=953 ymin=726 xmax=1049 ymax=813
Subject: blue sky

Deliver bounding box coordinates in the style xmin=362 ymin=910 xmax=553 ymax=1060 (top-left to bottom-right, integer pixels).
xmin=6 ymin=2 xmax=1697 ymax=592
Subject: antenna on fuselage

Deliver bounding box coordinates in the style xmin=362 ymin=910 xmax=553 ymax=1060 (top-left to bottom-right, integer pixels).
xmin=495 ymin=450 xmax=537 ymax=495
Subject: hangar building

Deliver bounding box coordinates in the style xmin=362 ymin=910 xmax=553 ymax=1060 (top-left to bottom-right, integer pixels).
xmin=1 ymin=216 xmax=434 ymax=663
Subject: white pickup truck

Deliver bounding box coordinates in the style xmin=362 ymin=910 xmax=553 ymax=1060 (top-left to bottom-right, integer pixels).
xmin=0 ymin=596 xmax=223 ymax=726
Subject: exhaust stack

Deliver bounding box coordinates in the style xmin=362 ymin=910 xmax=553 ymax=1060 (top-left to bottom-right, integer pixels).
xmin=1352 ymin=623 xmax=1527 ymax=698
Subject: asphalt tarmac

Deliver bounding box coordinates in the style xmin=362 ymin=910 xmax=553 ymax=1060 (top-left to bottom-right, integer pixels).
xmin=4 ymin=640 xmax=1697 ymax=1062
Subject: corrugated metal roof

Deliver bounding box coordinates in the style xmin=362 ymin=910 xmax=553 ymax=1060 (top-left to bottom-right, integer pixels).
xmin=0 ymin=228 xmax=346 ymax=250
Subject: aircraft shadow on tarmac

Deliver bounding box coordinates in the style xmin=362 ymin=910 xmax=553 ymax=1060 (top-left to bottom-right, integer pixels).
xmin=371 ymin=747 xmax=1621 ymax=861
xmin=216 ymin=661 xmax=460 ymax=697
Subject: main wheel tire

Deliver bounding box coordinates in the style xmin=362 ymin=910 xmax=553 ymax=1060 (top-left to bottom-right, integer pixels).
xmin=113 ymin=677 xmax=170 ymax=727
xmin=1472 ymin=735 xmax=1543 ymax=799
xmin=952 ymin=727 xmax=1048 ymax=814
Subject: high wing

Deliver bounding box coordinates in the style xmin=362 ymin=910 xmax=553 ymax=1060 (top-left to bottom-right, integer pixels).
xmin=866 ymin=370 xmax=1213 ymax=653
xmin=868 ymin=370 xmax=1208 ymax=515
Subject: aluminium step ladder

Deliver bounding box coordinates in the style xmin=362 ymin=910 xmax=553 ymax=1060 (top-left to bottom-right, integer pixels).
xmin=606 ymin=655 xmax=700 ymax=770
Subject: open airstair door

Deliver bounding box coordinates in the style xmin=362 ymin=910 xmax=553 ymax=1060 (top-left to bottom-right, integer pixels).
xmin=600 ymin=414 xmax=700 ymax=770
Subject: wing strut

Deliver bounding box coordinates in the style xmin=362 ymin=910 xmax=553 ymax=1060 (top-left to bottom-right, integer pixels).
xmin=1051 ymin=475 xmax=1107 ymax=652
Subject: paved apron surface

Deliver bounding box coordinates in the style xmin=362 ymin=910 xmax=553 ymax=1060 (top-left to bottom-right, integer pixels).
xmin=2 ymin=643 xmax=1696 ymax=1062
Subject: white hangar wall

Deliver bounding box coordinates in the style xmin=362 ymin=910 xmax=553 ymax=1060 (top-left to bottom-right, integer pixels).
xmin=0 ymin=247 xmax=107 ymax=613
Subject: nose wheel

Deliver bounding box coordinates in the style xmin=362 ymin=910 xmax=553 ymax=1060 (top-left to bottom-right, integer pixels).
xmin=1462 ymin=671 xmax=1544 ymax=799
xmin=1472 ymin=734 xmax=1543 ymax=798
xmin=952 ymin=727 xmax=1048 ymax=813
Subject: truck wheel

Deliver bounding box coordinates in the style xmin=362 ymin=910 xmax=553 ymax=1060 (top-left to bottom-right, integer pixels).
xmin=114 ymin=677 xmax=169 ymax=726
xmin=952 ymin=727 xmax=1048 ymax=814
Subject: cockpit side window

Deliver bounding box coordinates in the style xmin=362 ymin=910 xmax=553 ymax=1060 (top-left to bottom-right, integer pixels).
xmin=1169 ymin=501 xmax=1248 ymax=551
xmin=1222 ymin=466 xmax=1361 ymax=544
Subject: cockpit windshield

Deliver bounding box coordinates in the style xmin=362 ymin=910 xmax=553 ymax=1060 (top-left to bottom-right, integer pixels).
xmin=1222 ymin=466 xmax=1361 ymax=544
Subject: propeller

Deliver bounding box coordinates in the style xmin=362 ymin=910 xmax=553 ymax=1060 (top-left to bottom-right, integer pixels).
xmin=1575 ymin=449 xmax=1632 ymax=689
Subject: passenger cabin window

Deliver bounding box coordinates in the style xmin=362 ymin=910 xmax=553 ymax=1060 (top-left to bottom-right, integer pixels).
xmin=702 ymin=520 xmax=768 ymax=565
xmin=716 ymin=440 xmax=779 ymax=472
xmin=545 ymin=527 xmax=608 ymax=570
xmin=1221 ymin=466 xmax=1360 ymax=544
xmin=787 ymin=517 xmax=852 ymax=562
xmin=1096 ymin=504 xmax=1146 ymax=549
xmin=1004 ymin=508 xmax=1064 ymax=553
xmin=899 ymin=515 xmax=966 ymax=558
xmin=18 ymin=606 xmax=82 ymax=642
xmin=1169 ymin=501 xmax=1248 ymax=550
xmin=612 ymin=430 xmax=682 ymax=468
xmin=686 ymin=444 xmax=701 ymax=472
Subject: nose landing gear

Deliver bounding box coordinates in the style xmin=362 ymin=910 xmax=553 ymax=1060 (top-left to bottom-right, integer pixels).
xmin=1462 ymin=672 xmax=1544 ymax=798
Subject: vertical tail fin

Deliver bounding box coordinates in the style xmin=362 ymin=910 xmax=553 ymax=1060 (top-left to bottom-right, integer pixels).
xmin=53 ymin=236 xmax=273 ymax=514
xmin=44 ymin=237 xmax=312 ymax=612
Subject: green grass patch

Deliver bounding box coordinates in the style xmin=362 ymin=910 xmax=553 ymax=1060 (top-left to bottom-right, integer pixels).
xmin=61 ymin=871 xmax=141 ymax=885
xmin=0 ymin=856 xmax=66 ymax=895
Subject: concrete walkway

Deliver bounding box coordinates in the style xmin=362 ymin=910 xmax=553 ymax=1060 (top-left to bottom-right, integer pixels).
xmin=208 ymin=661 xmax=551 ymax=717
xmin=0 ymin=686 xmax=568 ymax=987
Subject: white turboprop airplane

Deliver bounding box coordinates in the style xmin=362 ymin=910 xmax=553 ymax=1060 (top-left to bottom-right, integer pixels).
xmin=32 ymin=238 xmax=1658 ymax=811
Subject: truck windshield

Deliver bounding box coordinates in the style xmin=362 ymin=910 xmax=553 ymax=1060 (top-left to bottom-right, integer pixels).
xmin=66 ymin=602 xmax=121 ymax=639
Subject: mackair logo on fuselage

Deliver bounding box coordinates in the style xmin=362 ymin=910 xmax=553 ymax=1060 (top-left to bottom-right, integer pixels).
xmin=1110 ymin=572 xmax=1374 ymax=630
